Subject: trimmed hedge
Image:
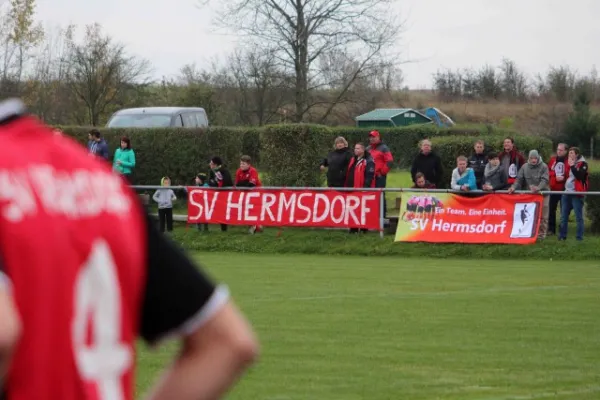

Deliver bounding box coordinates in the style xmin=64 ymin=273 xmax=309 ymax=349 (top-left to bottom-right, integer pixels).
xmin=261 ymin=124 xmax=331 ymax=187
xmin=429 ymin=135 xmax=553 ymax=188
xmin=56 ymin=124 xmax=541 ymax=187
xmin=587 ymin=171 xmax=600 ymax=233
xmin=57 ymin=126 xmax=249 ymax=185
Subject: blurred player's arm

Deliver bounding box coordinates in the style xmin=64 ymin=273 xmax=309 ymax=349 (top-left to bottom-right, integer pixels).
xmin=0 ymin=263 xmax=21 ymax=382
xmin=140 ymin=215 xmax=259 ymax=400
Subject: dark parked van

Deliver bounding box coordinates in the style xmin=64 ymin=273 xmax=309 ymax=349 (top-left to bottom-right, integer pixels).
xmin=106 ymin=107 xmax=209 ymax=128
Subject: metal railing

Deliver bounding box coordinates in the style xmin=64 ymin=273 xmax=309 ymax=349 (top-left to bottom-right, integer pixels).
xmin=133 ymin=185 xmax=599 ymax=239
xmin=131 ymin=185 xmax=600 ymax=196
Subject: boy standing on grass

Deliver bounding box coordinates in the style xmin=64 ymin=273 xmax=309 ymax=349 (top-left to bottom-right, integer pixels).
xmin=235 ymin=155 xmax=263 ymax=234
xmin=153 ymin=176 xmax=177 ymax=233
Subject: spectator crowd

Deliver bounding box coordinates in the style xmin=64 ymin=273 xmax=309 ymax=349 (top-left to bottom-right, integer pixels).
xmin=318 ymin=131 xmax=589 ymax=241
xmin=84 ymin=128 xmax=590 ymax=241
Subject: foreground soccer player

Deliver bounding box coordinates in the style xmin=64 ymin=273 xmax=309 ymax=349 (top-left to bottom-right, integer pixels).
xmin=0 ymin=99 xmax=258 ymax=400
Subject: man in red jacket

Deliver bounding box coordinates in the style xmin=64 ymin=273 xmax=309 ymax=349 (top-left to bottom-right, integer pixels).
xmin=368 ymin=130 xmax=394 ymax=215
xmin=547 ymin=143 xmax=569 ymax=235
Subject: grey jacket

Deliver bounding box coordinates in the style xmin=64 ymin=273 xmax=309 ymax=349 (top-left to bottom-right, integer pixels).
xmin=511 ymin=161 xmax=549 ymax=191
xmin=152 ymin=188 xmax=176 ymax=209
xmin=483 ymin=164 xmax=508 ymax=190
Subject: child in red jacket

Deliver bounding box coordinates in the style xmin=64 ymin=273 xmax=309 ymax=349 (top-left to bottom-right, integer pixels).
xmin=235 ymin=155 xmax=262 ymax=233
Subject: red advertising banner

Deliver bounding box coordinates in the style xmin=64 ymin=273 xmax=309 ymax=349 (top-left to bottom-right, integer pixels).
xmin=394 ymin=192 xmax=543 ymax=245
xmin=187 ymin=188 xmax=382 ymax=229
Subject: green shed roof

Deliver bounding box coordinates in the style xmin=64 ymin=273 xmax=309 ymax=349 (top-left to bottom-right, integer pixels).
xmin=355 ymin=108 xmax=429 ymax=121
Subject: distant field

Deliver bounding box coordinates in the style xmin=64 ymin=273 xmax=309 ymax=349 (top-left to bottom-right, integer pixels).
xmin=136 ymin=253 xmax=600 ymax=400
xmin=395 ymin=93 xmax=600 ymax=136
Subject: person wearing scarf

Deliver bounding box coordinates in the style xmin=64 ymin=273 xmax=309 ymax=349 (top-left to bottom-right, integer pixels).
xmin=482 ymin=152 xmax=508 ymax=191
xmin=345 ymin=142 xmax=375 ymax=233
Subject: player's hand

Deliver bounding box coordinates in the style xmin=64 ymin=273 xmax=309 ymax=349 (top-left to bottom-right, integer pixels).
xmin=508 ymin=187 xmax=515 ymax=194
xmin=530 ymin=185 xmax=538 ymax=193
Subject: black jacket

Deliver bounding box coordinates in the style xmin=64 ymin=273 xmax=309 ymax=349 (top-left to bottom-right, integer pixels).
xmin=411 ymin=152 xmax=443 ymax=187
xmin=321 ymin=147 xmax=353 ymax=187
xmin=468 ymin=152 xmax=488 ymax=189
xmin=209 ymin=167 xmax=233 ymax=187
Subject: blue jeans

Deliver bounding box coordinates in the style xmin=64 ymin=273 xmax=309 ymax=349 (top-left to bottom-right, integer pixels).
xmin=559 ymin=194 xmax=584 ymax=240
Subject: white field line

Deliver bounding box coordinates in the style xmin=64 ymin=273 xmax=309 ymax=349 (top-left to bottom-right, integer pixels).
xmin=475 ymin=385 xmax=600 ymax=400
xmin=248 ymin=284 xmax=598 ymax=303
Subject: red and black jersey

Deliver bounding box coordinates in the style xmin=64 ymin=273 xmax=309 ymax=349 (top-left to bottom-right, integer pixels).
xmin=0 ymin=101 xmax=228 ymax=400
xmin=345 ymin=155 xmax=376 ymax=188
xmin=235 ymin=166 xmax=261 ymax=187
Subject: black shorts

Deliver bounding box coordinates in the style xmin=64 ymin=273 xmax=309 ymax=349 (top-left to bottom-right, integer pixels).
xmin=407 ymin=204 xmax=417 ymax=212
xmin=425 ymin=205 xmax=432 ymax=213
xmin=417 ymin=206 xmax=424 ymax=213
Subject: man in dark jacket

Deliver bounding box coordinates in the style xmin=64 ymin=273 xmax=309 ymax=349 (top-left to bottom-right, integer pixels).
xmin=320 ymin=137 xmax=353 ymax=187
xmin=411 ymin=139 xmax=443 ymax=188
xmin=345 ymin=143 xmax=375 ymax=233
xmin=468 ymin=140 xmax=488 ymax=189
xmin=208 ymin=156 xmax=233 ymax=232
xmin=87 ymin=129 xmax=109 ymax=160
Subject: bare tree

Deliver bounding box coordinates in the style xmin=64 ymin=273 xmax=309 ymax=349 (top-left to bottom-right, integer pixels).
xmin=201 ymin=0 xmax=403 ymax=122
xmin=8 ymin=0 xmax=44 ymax=90
xmin=0 ymin=0 xmax=44 ymax=96
xmin=227 ymin=48 xmax=290 ymax=125
xmin=539 ymin=65 xmax=576 ymax=102
xmin=27 ymin=24 xmax=74 ymax=123
xmin=476 ymin=65 xmax=501 ymax=100
xmin=499 ymin=58 xmax=528 ymax=101
xmin=63 ymin=23 xmax=152 ymax=126
xmin=433 ymin=69 xmax=463 ymax=100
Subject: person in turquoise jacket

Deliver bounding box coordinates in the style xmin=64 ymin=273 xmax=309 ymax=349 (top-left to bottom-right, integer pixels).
xmin=113 ymin=136 xmax=136 ymax=182
xmin=451 ymin=155 xmax=478 ymax=191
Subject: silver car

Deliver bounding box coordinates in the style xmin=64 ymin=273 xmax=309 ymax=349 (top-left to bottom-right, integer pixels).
xmin=106 ymin=107 xmax=209 ymax=128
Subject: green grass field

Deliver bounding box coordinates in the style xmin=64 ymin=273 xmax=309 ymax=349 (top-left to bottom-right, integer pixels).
xmin=136 ymin=253 xmax=600 ymax=399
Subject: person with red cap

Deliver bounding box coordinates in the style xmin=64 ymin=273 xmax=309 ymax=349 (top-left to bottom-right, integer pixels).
xmin=368 ymin=130 xmax=394 ymax=213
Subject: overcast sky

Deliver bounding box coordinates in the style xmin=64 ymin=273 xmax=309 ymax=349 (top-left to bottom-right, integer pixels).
xmin=35 ymin=0 xmax=599 ymax=89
